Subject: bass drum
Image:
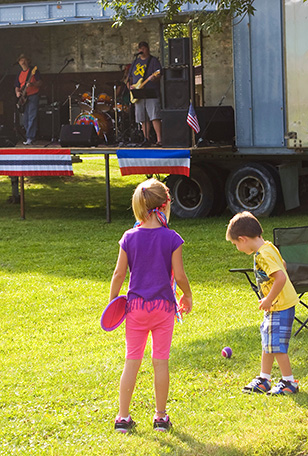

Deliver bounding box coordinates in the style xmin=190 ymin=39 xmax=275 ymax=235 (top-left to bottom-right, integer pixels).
xmin=74 ymin=111 xmax=113 ymax=140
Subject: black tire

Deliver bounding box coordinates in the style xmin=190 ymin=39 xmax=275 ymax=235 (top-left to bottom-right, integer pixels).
xmin=262 ymin=163 xmax=284 ymax=215
xmin=166 ymin=166 xmax=214 ymax=218
xmin=225 ymin=163 xmax=278 ymax=216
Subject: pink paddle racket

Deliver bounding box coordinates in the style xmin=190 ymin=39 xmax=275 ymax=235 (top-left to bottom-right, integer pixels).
xmin=101 ymin=295 xmax=127 ymax=331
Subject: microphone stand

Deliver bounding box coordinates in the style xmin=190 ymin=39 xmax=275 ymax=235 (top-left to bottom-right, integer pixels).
xmin=45 ymin=59 xmax=72 ymax=147
xmin=127 ymin=54 xmax=139 ymax=144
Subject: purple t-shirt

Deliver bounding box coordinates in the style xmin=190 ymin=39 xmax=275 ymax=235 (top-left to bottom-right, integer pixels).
xmin=119 ymin=226 xmax=184 ymax=302
xmin=130 ymin=55 xmax=162 ymax=98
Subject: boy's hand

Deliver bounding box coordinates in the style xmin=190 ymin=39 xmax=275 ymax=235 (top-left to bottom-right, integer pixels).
xmin=258 ymin=297 xmax=272 ymax=311
xmin=179 ymin=294 xmax=192 ymax=314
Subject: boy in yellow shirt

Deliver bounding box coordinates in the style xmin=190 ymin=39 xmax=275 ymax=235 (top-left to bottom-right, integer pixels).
xmin=226 ymin=211 xmax=299 ymax=395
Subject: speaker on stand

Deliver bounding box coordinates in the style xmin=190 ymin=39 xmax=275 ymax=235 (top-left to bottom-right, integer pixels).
xmin=168 ymin=37 xmax=190 ymax=66
xmin=161 ymin=38 xmax=193 ymax=147
xmin=163 ymin=67 xmax=191 ymax=110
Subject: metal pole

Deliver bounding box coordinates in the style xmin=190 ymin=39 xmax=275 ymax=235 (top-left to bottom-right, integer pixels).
xmin=20 ymin=176 xmax=25 ymax=219
xmin=105 ymin=153 xmax=111 ymax=223
xmin=189 ymin=21 xmax=196 ymax=147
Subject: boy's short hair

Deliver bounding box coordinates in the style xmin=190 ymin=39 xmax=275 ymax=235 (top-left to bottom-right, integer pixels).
xmin=226 ymin=211 xmax=263 ymax=241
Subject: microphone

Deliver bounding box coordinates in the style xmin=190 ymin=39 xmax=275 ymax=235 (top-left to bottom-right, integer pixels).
xmin=12 ymin=62 xmax=19 ymax=66
xmin=65 ymin=58 xmax=74 ymax=63
xmin=134 ymin=51 xmax=143 ymax=57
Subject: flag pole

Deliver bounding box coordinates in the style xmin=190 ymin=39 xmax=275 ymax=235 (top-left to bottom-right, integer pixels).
xmin=190 ymin=99 xmax=196 ymax=147
xmin=188 ymin=21 xmax=195 ymax=147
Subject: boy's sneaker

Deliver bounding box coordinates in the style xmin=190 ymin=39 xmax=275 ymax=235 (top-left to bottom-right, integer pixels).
xmin=267 ymin=379 xmax=299 ymax=395
xmin=114 ymin=415 xmax=136 ymax=433
xmin=242 ymin=376 xmax=271 ymax=394
xmin=153 ymin=414 xmax=172 ymax=432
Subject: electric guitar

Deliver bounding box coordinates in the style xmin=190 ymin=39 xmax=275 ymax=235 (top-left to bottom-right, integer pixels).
xmin=130 ymin=69 xmax=160 ymax=104
xmin=16 ymin=66 xmax=38 ymax=112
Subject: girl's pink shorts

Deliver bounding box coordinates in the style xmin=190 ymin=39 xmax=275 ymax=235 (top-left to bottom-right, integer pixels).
xmin=125 ymin=301 xmax=175 ymax=360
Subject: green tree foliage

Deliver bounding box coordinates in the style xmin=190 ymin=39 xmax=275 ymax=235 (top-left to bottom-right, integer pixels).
xmin=101 ymin=0 xmax=256 ymax=31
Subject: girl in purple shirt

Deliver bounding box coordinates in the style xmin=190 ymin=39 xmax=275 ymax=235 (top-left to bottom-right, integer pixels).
xmin=110 ymin=178 xmax=192 ymax=433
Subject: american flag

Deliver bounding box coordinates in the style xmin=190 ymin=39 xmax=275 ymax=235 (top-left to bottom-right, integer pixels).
xmin=187 ymin=103 xmax=200 ymax=134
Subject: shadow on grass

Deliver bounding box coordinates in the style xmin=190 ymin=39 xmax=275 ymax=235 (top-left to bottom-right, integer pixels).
xmin=293 ymin=391 xmax=308 ymax=409
xmin=170 ymin=324 xmax=308 ymax=401
xmin=152 ymin=431 xmax=246 ymax=456
xmin=0 ymin=174 xmax=138 ymax=221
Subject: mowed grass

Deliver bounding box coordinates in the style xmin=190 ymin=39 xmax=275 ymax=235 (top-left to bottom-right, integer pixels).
xmin=0 ymin=156 xmax=307 ymax=456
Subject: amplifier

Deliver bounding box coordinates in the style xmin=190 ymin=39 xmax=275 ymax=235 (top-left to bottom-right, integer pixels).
xmin=38 ymin=105 xmax=61 ymax=139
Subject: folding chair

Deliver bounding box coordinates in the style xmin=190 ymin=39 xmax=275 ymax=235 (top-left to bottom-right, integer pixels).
xmin=273 ymin=226 xmax=308 ymax=336
xmin=230 ymin=226 xmax=308 ymax=337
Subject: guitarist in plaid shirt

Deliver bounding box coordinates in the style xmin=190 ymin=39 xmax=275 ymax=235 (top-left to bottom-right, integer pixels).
xmin=14 ymin=54 xmax=42 ymax=145
xmin=127 ymin=42 xmax=162 ymax=146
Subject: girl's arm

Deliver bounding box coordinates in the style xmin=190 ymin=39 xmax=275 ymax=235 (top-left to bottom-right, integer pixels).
xmin=109 ymin=247 xmax=128 ymax=302
xmin=172 ymin=245 xmax=193 ymax=314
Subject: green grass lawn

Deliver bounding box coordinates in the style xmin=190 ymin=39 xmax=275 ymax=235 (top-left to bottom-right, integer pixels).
xmin=0 ymin=157 xmax=307 ymax=456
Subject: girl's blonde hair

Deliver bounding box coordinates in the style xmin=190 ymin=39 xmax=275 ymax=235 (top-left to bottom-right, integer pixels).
xmin=132 ymin=178 xmax=171 ymax=223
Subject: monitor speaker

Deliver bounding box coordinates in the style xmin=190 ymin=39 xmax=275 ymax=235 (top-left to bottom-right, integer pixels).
xmin=195 ymin=106 xmax=235 ymax=143
xmin=0 ymin=124 xmax=18 ymax=147
xmin=59 ymin=124 xmax=99 ymax=147
xmin=161 ymin=110 xmax=191 ymax=147
xmin=168 ymin=38 xmax=190 ymax=66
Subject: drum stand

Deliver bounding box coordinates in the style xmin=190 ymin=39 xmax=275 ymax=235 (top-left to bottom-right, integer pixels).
xmin=113 ymin=84 xmax=119 ymax=143
xmin=91 ymin=80 xmax=96 ymax=112
xmin=91 ymin=80 xmax=108 ymax=144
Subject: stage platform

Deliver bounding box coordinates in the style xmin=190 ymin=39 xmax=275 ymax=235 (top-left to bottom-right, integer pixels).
xmin=0 ymin=139 xmax=235 ymax=222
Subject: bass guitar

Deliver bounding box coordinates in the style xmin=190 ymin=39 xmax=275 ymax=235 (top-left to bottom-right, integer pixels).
xmin=130 ymin=69 xmax=160 ymax=104
xmin=16 ymin=66 xmax=37 ymax=112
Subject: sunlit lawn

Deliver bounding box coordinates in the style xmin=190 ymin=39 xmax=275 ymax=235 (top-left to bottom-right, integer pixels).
xmin=0 ymin=157 xmax=307 ymax=455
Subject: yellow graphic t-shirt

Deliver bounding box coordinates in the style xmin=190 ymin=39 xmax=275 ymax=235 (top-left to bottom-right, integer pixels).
xmin=254 ymin=241 xmax=298 ymax=311
xmin=134 ymin=62 xmax=147 ymax=80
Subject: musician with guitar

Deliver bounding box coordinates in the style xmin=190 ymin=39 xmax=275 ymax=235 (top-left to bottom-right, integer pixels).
xmin=127 ymin=42 xmax=162 ymax=146
xmin=14 ymin=54 xmax=42 ymax=145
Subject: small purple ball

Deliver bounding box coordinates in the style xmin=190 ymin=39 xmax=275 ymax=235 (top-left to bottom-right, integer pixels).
xmin=221 ymin=347 xmax=232 ymax=358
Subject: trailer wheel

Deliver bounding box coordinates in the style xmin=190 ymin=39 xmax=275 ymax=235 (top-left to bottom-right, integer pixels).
xmin=262 ymin=163 xmax=284 ymax=215
xmin=225 ymin=163 xmax=277 ymax=216
xmin=166 ymin=166 xmax=214 ymax=218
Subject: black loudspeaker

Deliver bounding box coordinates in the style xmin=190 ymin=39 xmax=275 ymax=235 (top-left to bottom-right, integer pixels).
xmin=195 ymin=106 xmax=235 ymax=143
xmin=168 ymin=38 xmax=190 ymax=66
xmin=59 ymin=124 xmax=99 ymax=147
xmin=164 ymin=81 xmax=190 ymax=110
xmin=163 ymin=67 xmax=192 ymax=110
xmin=38 ymin=105 xmax=61 ymax=139
xmin=161 ymin=110 xmax=191 ymax=147
xmin=0 ymin=124 xmax=18 ymax=147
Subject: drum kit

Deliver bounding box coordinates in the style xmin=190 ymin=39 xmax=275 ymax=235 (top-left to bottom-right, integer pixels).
xmin=72 ymin=80 xmax=131 ymax=144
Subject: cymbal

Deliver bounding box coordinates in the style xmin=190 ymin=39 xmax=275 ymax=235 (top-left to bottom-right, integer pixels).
xmin=70 ymin=80 xmax=90 ymax=88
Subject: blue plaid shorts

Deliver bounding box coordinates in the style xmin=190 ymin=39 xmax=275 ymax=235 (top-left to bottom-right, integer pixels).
xmin=260 ymin=306 xmax=295 ymax=354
